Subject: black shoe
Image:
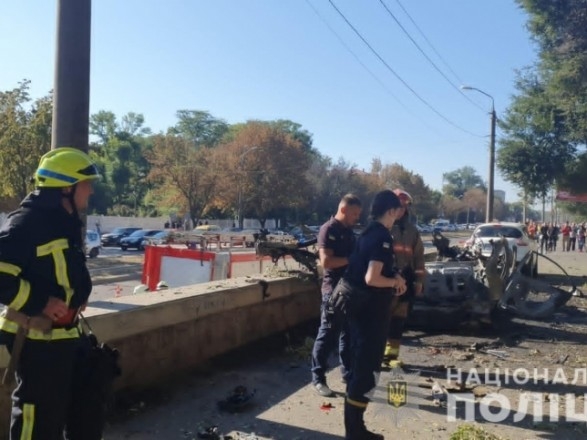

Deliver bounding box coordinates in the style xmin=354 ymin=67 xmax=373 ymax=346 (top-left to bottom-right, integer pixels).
xmin=345 ymin=401 xmax=385 ymax=439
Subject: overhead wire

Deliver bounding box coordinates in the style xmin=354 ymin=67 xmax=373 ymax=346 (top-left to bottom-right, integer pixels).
xmin=303 ymin=0 xmax=446 ymax=136
xmin=393 ymin=0 xmax=465 ymax=87
xmin=377 ymin=0 xmax=486 ymax=113
xmin=327 ymin=0 xmax=482 ymax=137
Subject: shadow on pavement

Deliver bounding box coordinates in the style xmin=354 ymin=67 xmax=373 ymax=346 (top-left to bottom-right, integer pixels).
xmin=104 ymin=321 xmax=346 ymax=439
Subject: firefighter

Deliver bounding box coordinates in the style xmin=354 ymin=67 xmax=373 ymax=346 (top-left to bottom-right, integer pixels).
xmin=311 ymin=194 xmax=362 ymax=397
xmin=0 ymin=147 xmax=100 ymax=440
xmin=343 ymin=190 xmax=406 ymax=440
xmin=382 ymin=189 xmax=425 ymax=368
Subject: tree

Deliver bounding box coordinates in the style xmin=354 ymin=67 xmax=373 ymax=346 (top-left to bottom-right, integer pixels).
xmin=213 ymin=122 xmax=312 ymax=228
xmin=558 ymin=151 xmax=587 ymax=217
xmin=145 ymin=134 xmax=219 ymax=225
xmin=462 ymin=188 xmax=487 ymax=223
xmin=369 ymin=159 xmax=438 ymax=222
xmin=442 ymin=166 xmax=485 ymax=199
xmin=497 ymin=71 xmax=575 ymax=202
xmin=168 ymin=110 xmax=228 ymax=147
xmin=516 ymin=0 xmax=587 ymax=144
xmin=89 ymin=111 xmax=152 ymax=215
xmin=0 ymin=80 xmax=52 ymax=201
xmin=501 ymin=1 xmax=587 ymax=200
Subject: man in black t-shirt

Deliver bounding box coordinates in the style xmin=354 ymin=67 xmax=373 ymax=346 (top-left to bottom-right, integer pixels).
xmin=311 ymin=194 xmax=362 ymax=397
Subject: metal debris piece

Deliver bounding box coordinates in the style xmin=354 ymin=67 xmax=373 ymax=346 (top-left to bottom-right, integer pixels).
xmin=217 ymin=386 xmax=256 ymax=412
xmin=431 ymin=381 xmax=447 ymax=406
xmin=197 ymin=425 xmax=221 ymax=440
xmin=480 ymin=349 xmax=508 ymax=359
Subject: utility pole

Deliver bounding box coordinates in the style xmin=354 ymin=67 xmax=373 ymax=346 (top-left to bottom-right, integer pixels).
xmin=51 ymin=0 xmax=92 ymax=152
xmin=461 ymin=85 xmax=496 ymax=223
xmin=487 ymin=106 xmax=496 ymax=222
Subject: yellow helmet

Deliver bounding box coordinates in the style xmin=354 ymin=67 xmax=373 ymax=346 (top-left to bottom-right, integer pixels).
xmin=35 ymin=147 xmax=100 ymax=188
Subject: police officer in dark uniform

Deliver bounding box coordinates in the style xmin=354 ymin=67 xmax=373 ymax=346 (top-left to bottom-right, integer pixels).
xmin=342 ymin=190 xmax=406 ymax=440
xmin=0 ymin=147 xmax=100 ymax=439
xmin=311 ymin=194 xmax=362 ymax=397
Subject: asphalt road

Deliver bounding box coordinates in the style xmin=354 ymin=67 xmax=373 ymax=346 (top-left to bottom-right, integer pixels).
xmin=88 ymin=246 xmax=145 ymax=302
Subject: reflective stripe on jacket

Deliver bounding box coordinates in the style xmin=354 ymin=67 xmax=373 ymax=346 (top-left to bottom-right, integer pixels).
xmin=0 ymin=190 xmax=92 ymax=339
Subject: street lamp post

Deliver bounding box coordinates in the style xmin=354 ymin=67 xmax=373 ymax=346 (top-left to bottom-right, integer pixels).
xmin=461 ymin=86 xmax=496 ymax=222
xmin=236 ymin=146 xmax=259 ymax=229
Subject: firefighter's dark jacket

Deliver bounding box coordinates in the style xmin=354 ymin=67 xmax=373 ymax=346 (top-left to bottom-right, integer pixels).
xmin=0 ymin=189 xmax=92 ymax=337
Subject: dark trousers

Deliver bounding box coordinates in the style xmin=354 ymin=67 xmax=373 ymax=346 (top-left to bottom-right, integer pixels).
xmin=569 ymin=237 xmax=576 ymax=251
xmin=311 ymin=294 xmax=350 ymax=384
xmin=540 ymin=236 xmax=547 ymax=253
xmin=388 ymin=298 xmax=411 ymax=342
xmin=346 ymin=292 xmax=392 ymax=404
xmin=10 ymin=338 xmax=79 ymax=440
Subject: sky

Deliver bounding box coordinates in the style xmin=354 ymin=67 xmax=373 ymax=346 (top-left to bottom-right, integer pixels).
xmin=1 ymin=0 xmax=537 ymax=203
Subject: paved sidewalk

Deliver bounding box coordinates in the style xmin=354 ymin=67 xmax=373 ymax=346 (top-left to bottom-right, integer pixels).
xmin=104 ymin=251 xmax=587 ymax=440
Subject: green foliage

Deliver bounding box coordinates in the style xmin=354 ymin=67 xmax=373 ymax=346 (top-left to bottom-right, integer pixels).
xmin=168 ymin=110 xmax=228 ymax=147
xmin=89 ymin=111 xmax=152 ymax=215
xmin=449 ymin=423 xmax=506 ymax=440
xmin=503 ymin=1 xmax=587 ymax=198
xmin=2 ymin=81 xmax=535 ymax=221
xmin=0 ymin=80 xmax=52 ymax=200
xmin=145 ymin=134 xmax=218 ymax=224
xmin=442 ymin=166 xmax=485 ymax=198
xmin=497 ymin=70 xmax=575 ymax=199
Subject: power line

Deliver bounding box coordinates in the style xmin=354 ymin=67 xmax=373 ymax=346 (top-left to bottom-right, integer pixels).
xmin=377 ymin=0 xmax=486 ymax=112
xmin=304 ymin=0 xmax=445 ymax=135
xmin=393 ymin=0 xmax=464 ymax=86
xmin=305 ymin=0 xmax=404 ymax=107
xmin=327 ymin=0 xmax=482 ymax=137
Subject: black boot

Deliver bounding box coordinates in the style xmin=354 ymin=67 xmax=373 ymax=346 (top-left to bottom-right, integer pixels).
xmin=344 ymin=400 xmax=384 ymax=440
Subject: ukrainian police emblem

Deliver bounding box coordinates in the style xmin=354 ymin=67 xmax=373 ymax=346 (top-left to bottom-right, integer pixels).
xmin=388 ymin=379 xmax=407 ymax=408
xmin=367 ymin=366 xmax=424 ymax=427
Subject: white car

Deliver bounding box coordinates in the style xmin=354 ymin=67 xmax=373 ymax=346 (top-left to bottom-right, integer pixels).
xmin=465 ymin=222 xmax=536 ymax=263
xmin=85 ymin=229 xmax=101 ymax=258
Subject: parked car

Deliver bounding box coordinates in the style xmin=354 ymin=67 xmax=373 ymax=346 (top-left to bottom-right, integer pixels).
xmin=141 ymin=230 xmax=170 ymax=247
xmin=417 ymin=224 xmax=433 ymax=234
xmin=120 ymin=229 xmax=162 ymax=251
xmin=101 ymin=227 xmax=142 ymax=247
xmin=193 ymin=224 xmax=223 ymax=235
xmin=85 ymin=229 xmax=101 ymax=258
xmin=465 ymin=222 xmax=536 ymax=263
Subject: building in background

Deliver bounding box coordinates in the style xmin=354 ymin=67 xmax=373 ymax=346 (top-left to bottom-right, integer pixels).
xmin=494 ymin=190 xmax=506 ymax=203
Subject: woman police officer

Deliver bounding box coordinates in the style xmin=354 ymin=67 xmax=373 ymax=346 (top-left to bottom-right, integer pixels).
xmin=335 ymin=190 xmax=407 ymax=439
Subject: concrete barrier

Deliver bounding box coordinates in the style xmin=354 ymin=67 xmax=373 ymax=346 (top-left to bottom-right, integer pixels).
xmin=0 ymin=248 xmax=439 ymax=436
xmin=0 ymin=276 xmax=321 ymax=437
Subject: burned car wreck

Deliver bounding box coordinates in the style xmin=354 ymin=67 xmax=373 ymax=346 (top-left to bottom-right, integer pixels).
xmin=409 ymin=232 xmax=578 ymax=328
xmin=257 ymin=230 xmax=578 ymax=329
